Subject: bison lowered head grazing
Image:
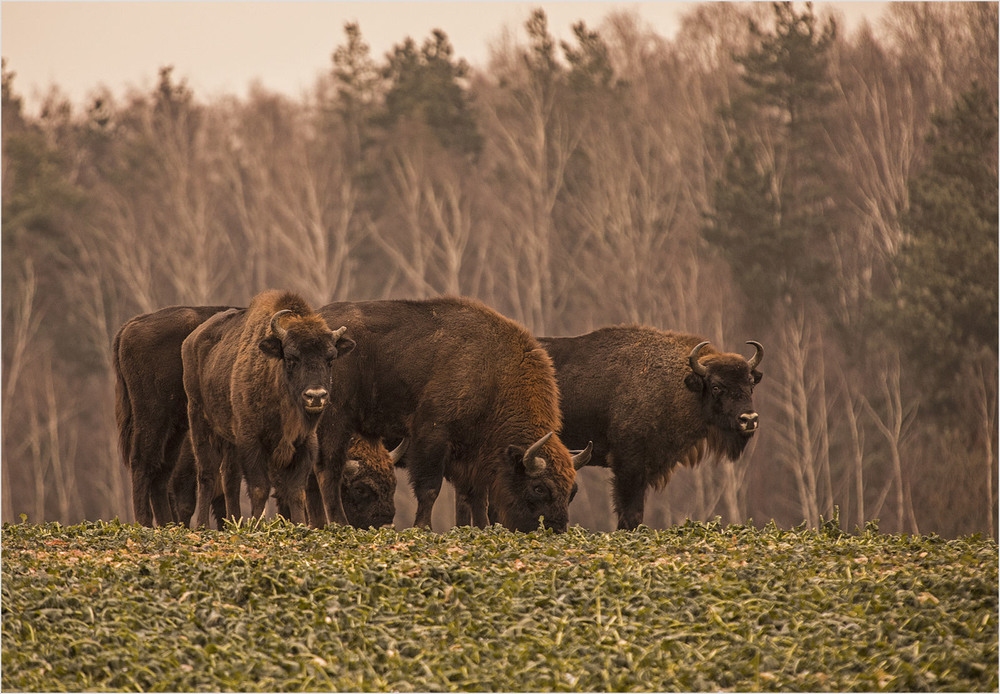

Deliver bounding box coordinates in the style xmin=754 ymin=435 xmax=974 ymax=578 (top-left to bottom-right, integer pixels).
xmin=496 ymin=431 xmax=592 ymax=533
xmin=539 ymin=327 xmax=764 ymax=530
xmin=685 ymin=340 xmax=764 ymax=461
xmin=314 ymin=297 xmax=586 ymax=534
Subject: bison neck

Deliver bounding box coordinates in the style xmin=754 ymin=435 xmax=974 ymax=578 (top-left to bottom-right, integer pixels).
xmin=271 ymin=407 xmax=321 ymax=468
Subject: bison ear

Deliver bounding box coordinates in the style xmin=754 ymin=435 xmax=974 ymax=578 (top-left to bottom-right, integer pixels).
xmin=335 ymin=336 xmax=356 ymax=359
xmin=751 ymin=369 xmax=763 ymax=385
xmin=330 ymin=326 xmax=355 ymax=358
xmin=684 ymin=373 xmax=704 ymax=393
xmin=343 ymin=458 xmax=361 ymax=480
xmin=506 ymin=444 xmax=525 ymax=467
xmin=259 ymin=337 xmax=283 ymax=359
xmin=506 ymin=444 xmax=542 ymax=476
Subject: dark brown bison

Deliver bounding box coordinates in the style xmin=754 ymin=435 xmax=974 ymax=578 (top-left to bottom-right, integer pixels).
xmin=182 ymin=290 xmax=355 ymax=527
xmin=114 ymin=305 xmax=233 ymax=526
xmin=314 ymin=297 xmax=591 ymax=533
xmin=539 ymin=327 xmax=763 ymax=530
xmin=170 ymin=432 xmax=403 ymax=528
xmin=114 ymin=304 xmax=396 ymax=528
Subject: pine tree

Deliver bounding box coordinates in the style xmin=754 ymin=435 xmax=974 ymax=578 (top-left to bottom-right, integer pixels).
xmin=888 ymin=85 xmax=998 ymax=402
xmin=702 ymin=1 xmax=840 ymax=325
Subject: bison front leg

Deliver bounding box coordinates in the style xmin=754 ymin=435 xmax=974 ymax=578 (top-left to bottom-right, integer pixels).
xmin=129 ymin=466 xmax=153 ymax=527
xmin=315 ymin=425 xmax=350 ymax=526
xmin=274 ymin=443 xmax=314 ymax=526
xmin=238 ymin=443 xmax=271 ymax=520
xmin=455 ymin=491 xmax=472 ymax=527
xmin=305 ymin=473 xmax=327 ymax=527
xmin=469 ymin=492 xmax=490 ymax=528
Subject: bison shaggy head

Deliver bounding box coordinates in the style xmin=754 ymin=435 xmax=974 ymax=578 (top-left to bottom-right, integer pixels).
xmin=498 ymin=432 xmax=591 ymax=533
xmin=341 ymin=437 xmax=405 ymax=529
xmin=258 ymin=310 xmax=356 ymax=417
xmin=684 ymin=340 xmax=764 ymax=460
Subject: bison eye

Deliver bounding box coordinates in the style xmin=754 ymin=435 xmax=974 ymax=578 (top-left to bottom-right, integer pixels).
xmin=711 ymin=385 xmax=722 ymax=396
xmin=532 ymin=483 xmax=547 ymax=498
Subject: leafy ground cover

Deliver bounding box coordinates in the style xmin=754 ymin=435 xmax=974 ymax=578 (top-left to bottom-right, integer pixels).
xmin=2 ymin=517 xmax=997 ymax=692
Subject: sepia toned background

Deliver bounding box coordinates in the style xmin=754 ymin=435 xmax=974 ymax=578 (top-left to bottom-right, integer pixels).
xmin=2 ymin=2 xmax=996 ymax=536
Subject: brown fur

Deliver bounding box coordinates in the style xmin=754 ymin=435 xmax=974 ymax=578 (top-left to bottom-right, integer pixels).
xmin=540 ymin=326 xmax=763 ymax=530
xmin=316 ymin=296 xmax=578 ymax=533
xmin=114 ymin=303 xmax=393 ymax=529
xmin=183 ymin=290 xmax=348 ymax=527
xmin=113 ymin=305 xmax=234 ymax=526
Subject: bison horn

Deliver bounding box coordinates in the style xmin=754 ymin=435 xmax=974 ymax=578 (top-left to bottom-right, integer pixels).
xmin=571 ymin=441 xmax=593 ymax=470
xmin=746 ymin=341 xmax=764 ymax=370
xmin=343 ymin=458 xmax=361 ymax=480
xmin=523 ymin=431 xmax=553 ymax=477
xmin=270 ymin=310 xmax=292 ymax=341
xmin=389 ymin=438 xmax=408 ymax=465
xmin=689 ymin=341 xmax=710 ymax=377
xmin=331 ymin=325 xmax=348 ymax=341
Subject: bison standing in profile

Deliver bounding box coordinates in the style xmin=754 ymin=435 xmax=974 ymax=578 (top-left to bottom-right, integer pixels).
xmin=314 ymin=297 xmax=591 ymax=533
xmin=113 ymin=304 xmax=396 ymax=528
xmin=182 ymin=290 xmax=354 ymax=527
xmin=539 ymin=327 xmax=763 ymax=530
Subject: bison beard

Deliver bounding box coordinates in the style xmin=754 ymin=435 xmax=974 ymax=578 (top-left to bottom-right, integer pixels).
xmin=539 ymin=327 xmax=763 ymax=530
xmin=182 ymin=290 xmax=353 ymax=528
xmin=313 ymin=297 xmax=585 ymax=533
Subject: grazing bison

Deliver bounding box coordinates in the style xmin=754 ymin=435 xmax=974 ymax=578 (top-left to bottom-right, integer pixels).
xmin=114 ymin=304 xmax=397 ymax=528
xmin=182 ymin=290 xmax=355 ymax=527
xmin=114 ymin=305 xmax=233 ymax=526
xmin=314 ymin=297 xmax=591 ymax=533
xmin=171 ymin=432 xmax=403 ymax=528
xmin=539 ymin=327 xmax=763 ymax=530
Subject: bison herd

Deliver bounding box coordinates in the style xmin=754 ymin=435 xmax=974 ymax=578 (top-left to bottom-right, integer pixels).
xmin=114 ymin=291 xmax=764 ymax=532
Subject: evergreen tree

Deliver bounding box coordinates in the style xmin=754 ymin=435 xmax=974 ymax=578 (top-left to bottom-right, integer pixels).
xmin=887 ymin=85 xmax=998 ymax=402
xmin=380 ymin=30 xmax=482 ymax=157
xmin=702 ymin=1 xmax=840 ymax=324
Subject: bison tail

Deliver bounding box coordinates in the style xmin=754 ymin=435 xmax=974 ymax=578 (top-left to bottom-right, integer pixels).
xmin=112 ymin=329 xmax=133 ymax=470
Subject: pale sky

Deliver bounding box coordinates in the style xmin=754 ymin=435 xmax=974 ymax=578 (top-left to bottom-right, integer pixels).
xmin=2 ymin=2 xmax=891 ymax=113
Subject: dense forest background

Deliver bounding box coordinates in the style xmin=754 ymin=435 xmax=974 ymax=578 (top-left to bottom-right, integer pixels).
xmin=2 ymin=2 xmax=997 ymax=537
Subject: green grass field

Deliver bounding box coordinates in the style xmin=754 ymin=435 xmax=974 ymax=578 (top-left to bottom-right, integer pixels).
xmin=2 ymin=517 xmax=996 ymax=692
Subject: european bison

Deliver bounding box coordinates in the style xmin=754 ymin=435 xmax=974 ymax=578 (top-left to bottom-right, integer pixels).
xmin=170 ymin=432 xmax=403 ymax=528
xmin=114 ymin=304 xmax=396 ymax=528
xmin=539 ymin=327 xmax=763 ymax=530
xmin=114 ymin=305 xmax=233 ymax=526
xmin=182 ymin=290 xmax=354 ymax=527
xmin=314 ymin=297 xmax=591 ymax=533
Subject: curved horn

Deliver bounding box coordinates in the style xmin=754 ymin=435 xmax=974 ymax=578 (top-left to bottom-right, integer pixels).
xmin=331 ymin=325 xmax=348 ymax=340
xmin=523 ymin=431 xmax=553 ymax=465
xmin=522 ymin=431 xmax=553 ymax=477
xmin=688 ymin=341 xmax=710 ymax=377
xmin=389 ymin=437 xmax=409 ymax=465
xmin=270 ymin=309 xmax=292 ymax=340
xmin=746 ymin=341 xmax=764 ymax=370
xmin=571 ymin=441 xmax=593 ymax=470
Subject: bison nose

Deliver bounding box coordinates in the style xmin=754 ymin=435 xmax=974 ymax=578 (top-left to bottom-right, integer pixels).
xmin=303 ymin=388 xmax=328 ymax=411
xmin=739 ymin=412 xmax=759 ymax=433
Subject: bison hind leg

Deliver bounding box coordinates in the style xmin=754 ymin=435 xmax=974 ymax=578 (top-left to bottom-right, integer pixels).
xmin=610 ymin=462 xmax=648 ymax=531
